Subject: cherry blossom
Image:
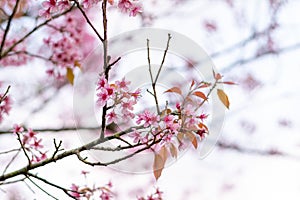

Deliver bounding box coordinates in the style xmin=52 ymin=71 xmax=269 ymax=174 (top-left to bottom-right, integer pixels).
xmin=136 ymin=110 xmax=160 ymax=128
xmin=118 ymin=0 xmax=142 ymax=16
xmin=0 ymin=94 xmax=12 ymax=123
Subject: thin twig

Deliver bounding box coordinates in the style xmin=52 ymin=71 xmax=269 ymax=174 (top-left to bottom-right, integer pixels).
xmin=0 ymin=148 xmax=20 ymax=155
xmin=147 ymin=34 xmax=172 ymax=114
xmin=0 ymin=5 xmax=74 ymax=59
xmin=0 ymin=0 xmax=21 ymax=58
xmin=0 ymin=85 xmax=11 ymax=103
xmin=27 ymin=173 xmax=78 ymax=199
xmin=16 ymin=132 xmax=31 ymax=165
xmin=25 ymin=176 xmax=59 ymax=200
xmin=1 ymin=150 xmax=20 ymax=176
xmin=154 ymin=33 xmax=172 ymax=84
xmin=72 ymin=0 xmax=104 ymax=42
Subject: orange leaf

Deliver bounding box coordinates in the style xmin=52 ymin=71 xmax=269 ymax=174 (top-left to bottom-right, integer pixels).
xmin=164 ymin=87 xmax=182 ymax=95
xmin=193 ymin=91 xmax=207 ymax=100
xmin=217 ymin=89 xmax=230 ymax=109
xmin=169 ymin=143 xmax=178 ymax=158
xmin=66 ymin=67 xmax=74 ymax=85
xmin=161 ymin=108 xmax=172 ymax=117
xmin=198 ymin=122 xmax=208 ymax=131
xmin=153 ymin=153 xmax=165 ymax=180
xmin=185 ymin=132 xmax=198 ymax=149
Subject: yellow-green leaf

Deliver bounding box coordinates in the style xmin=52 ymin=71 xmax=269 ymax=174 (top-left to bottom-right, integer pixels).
xmin=217 ymin=89 xmax=230 ymax=109
xmin=66 ymin=67 xmax=74 ymax=85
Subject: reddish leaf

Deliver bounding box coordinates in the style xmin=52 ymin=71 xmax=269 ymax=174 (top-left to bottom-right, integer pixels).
xmin=153 ymin=153 xmax=164 ymax=180
xmin=217 ymin=89 xmax=230 ymax=109
xmin=222 ymin=81 xmax=236 ymax=85
xmin=185 ymin=132 xmax=198 ymax=149
xmin=193 ymin=91 xmax=208 ymax=100
xmin=190 ymin=80 xmax=195 ymax=89
xmin=198 ymin=122 xmax=208 ymax=131
xmin=164 ymin=87 xmax=182 ymax=95
xmin=199 ymin=82 xmax=211 ymax=88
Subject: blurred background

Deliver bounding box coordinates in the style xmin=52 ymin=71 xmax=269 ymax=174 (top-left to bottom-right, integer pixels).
xmin=1 ymin=0 xmax=300 ymax=199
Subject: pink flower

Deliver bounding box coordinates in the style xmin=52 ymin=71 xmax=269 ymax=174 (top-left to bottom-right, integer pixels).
xmin=198 ymin=113 xmax=208 ymax=121
xmin=57 ymin=0 xmax=70 ymax=11
xmin=13 ymin=124 xmax=24 ymax=134
xmin=39 ymin=0 xmax=57 ymax=18
xmin=0 ymin=95 xmax=12 ymax=123
xmin=129 ymin=129 xmax=141 ymax=143
xmin=118 ymin=0 xmax=132 ymax=13
xmin=97 ymin=75 xmax=108 ymax=89
xmin=107 ymin=111 xmax=118 ymax=124
xmin=118 ymin=0 xmax=142 ymax=17
xmin=129 ymin=4 xmax=142 ymax=16
xmin=42 ymin=0 xmax=57 ymax=11
xmin=31 ymin=138 xmax=44 ymax=150
xmin=82 ymin=0 xmax=100 ymax=9
xmin=136 ymin=110 xmax=159 ymax=127
xmin=116 ymin=77 xmax=130 ymax=90
xmin=97 ymin=89 xmax=109 ymax=107
xmin=26 ymin=128 xmax=38 ymax=139
xmin=70 ymin=184 xmax=81 ymax=198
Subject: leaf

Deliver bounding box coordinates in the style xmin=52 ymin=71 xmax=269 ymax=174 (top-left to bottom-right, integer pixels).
xmin=66 ymin=67 xmax=74 ymax=85
xmin=217 ymin=89 xmax=230 ymax=109
xmin=169 ymin=143 xmax=178 ymax=158
xmin=161 ymin=108 xmax=172 ymax=117
xmin=177 ymin=132 xmax=184 ymax=142
xmin=213 ymin=70 xmax=222 ymax=80
xmin=190 ymin=80 xmax=195 ymax=89
xmin=159 ymin=146 xmax=168 ymax=162
xmin=198 ymin=122 xmax=208 ymax=131
xmin=153 ymin=154 xmax=164 ymax=180
xmin=74 ymin=60 xmax=82 ymax=69
xmin=164 ymin=87 xmax=182 ymax=95
xmin=222 ymin=81 xmax=237 ymax=85
xmin=193 ymin=91 xmax=207 ymax=100
xmin=185 ymin=132 xmax=198 ymax=149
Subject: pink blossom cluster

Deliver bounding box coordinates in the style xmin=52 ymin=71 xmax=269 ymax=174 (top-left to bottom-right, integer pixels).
xmin=39 ymin=0 xmax=70 ymax=19
xmin=43 ymin=13 xmax=95 ymax=78
xmin=0 ymin=34 xmax=29 ymax=67
xmin=13 ymin=125 xmax=47 ymax=163
xmin=117 ymin=0 xmax=142 ymax=16
xmin=0 ymin=91 xmax=12 ymax=123
xmin=129 ymin=81 xmax=210 ymax=151
xmin=96 ymin=75 xmax=141 ymax=124
xmin=137 ymin=188 xmax=163 ymax=200
xmin=70 ymin=172 xmax=113 ymax=199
